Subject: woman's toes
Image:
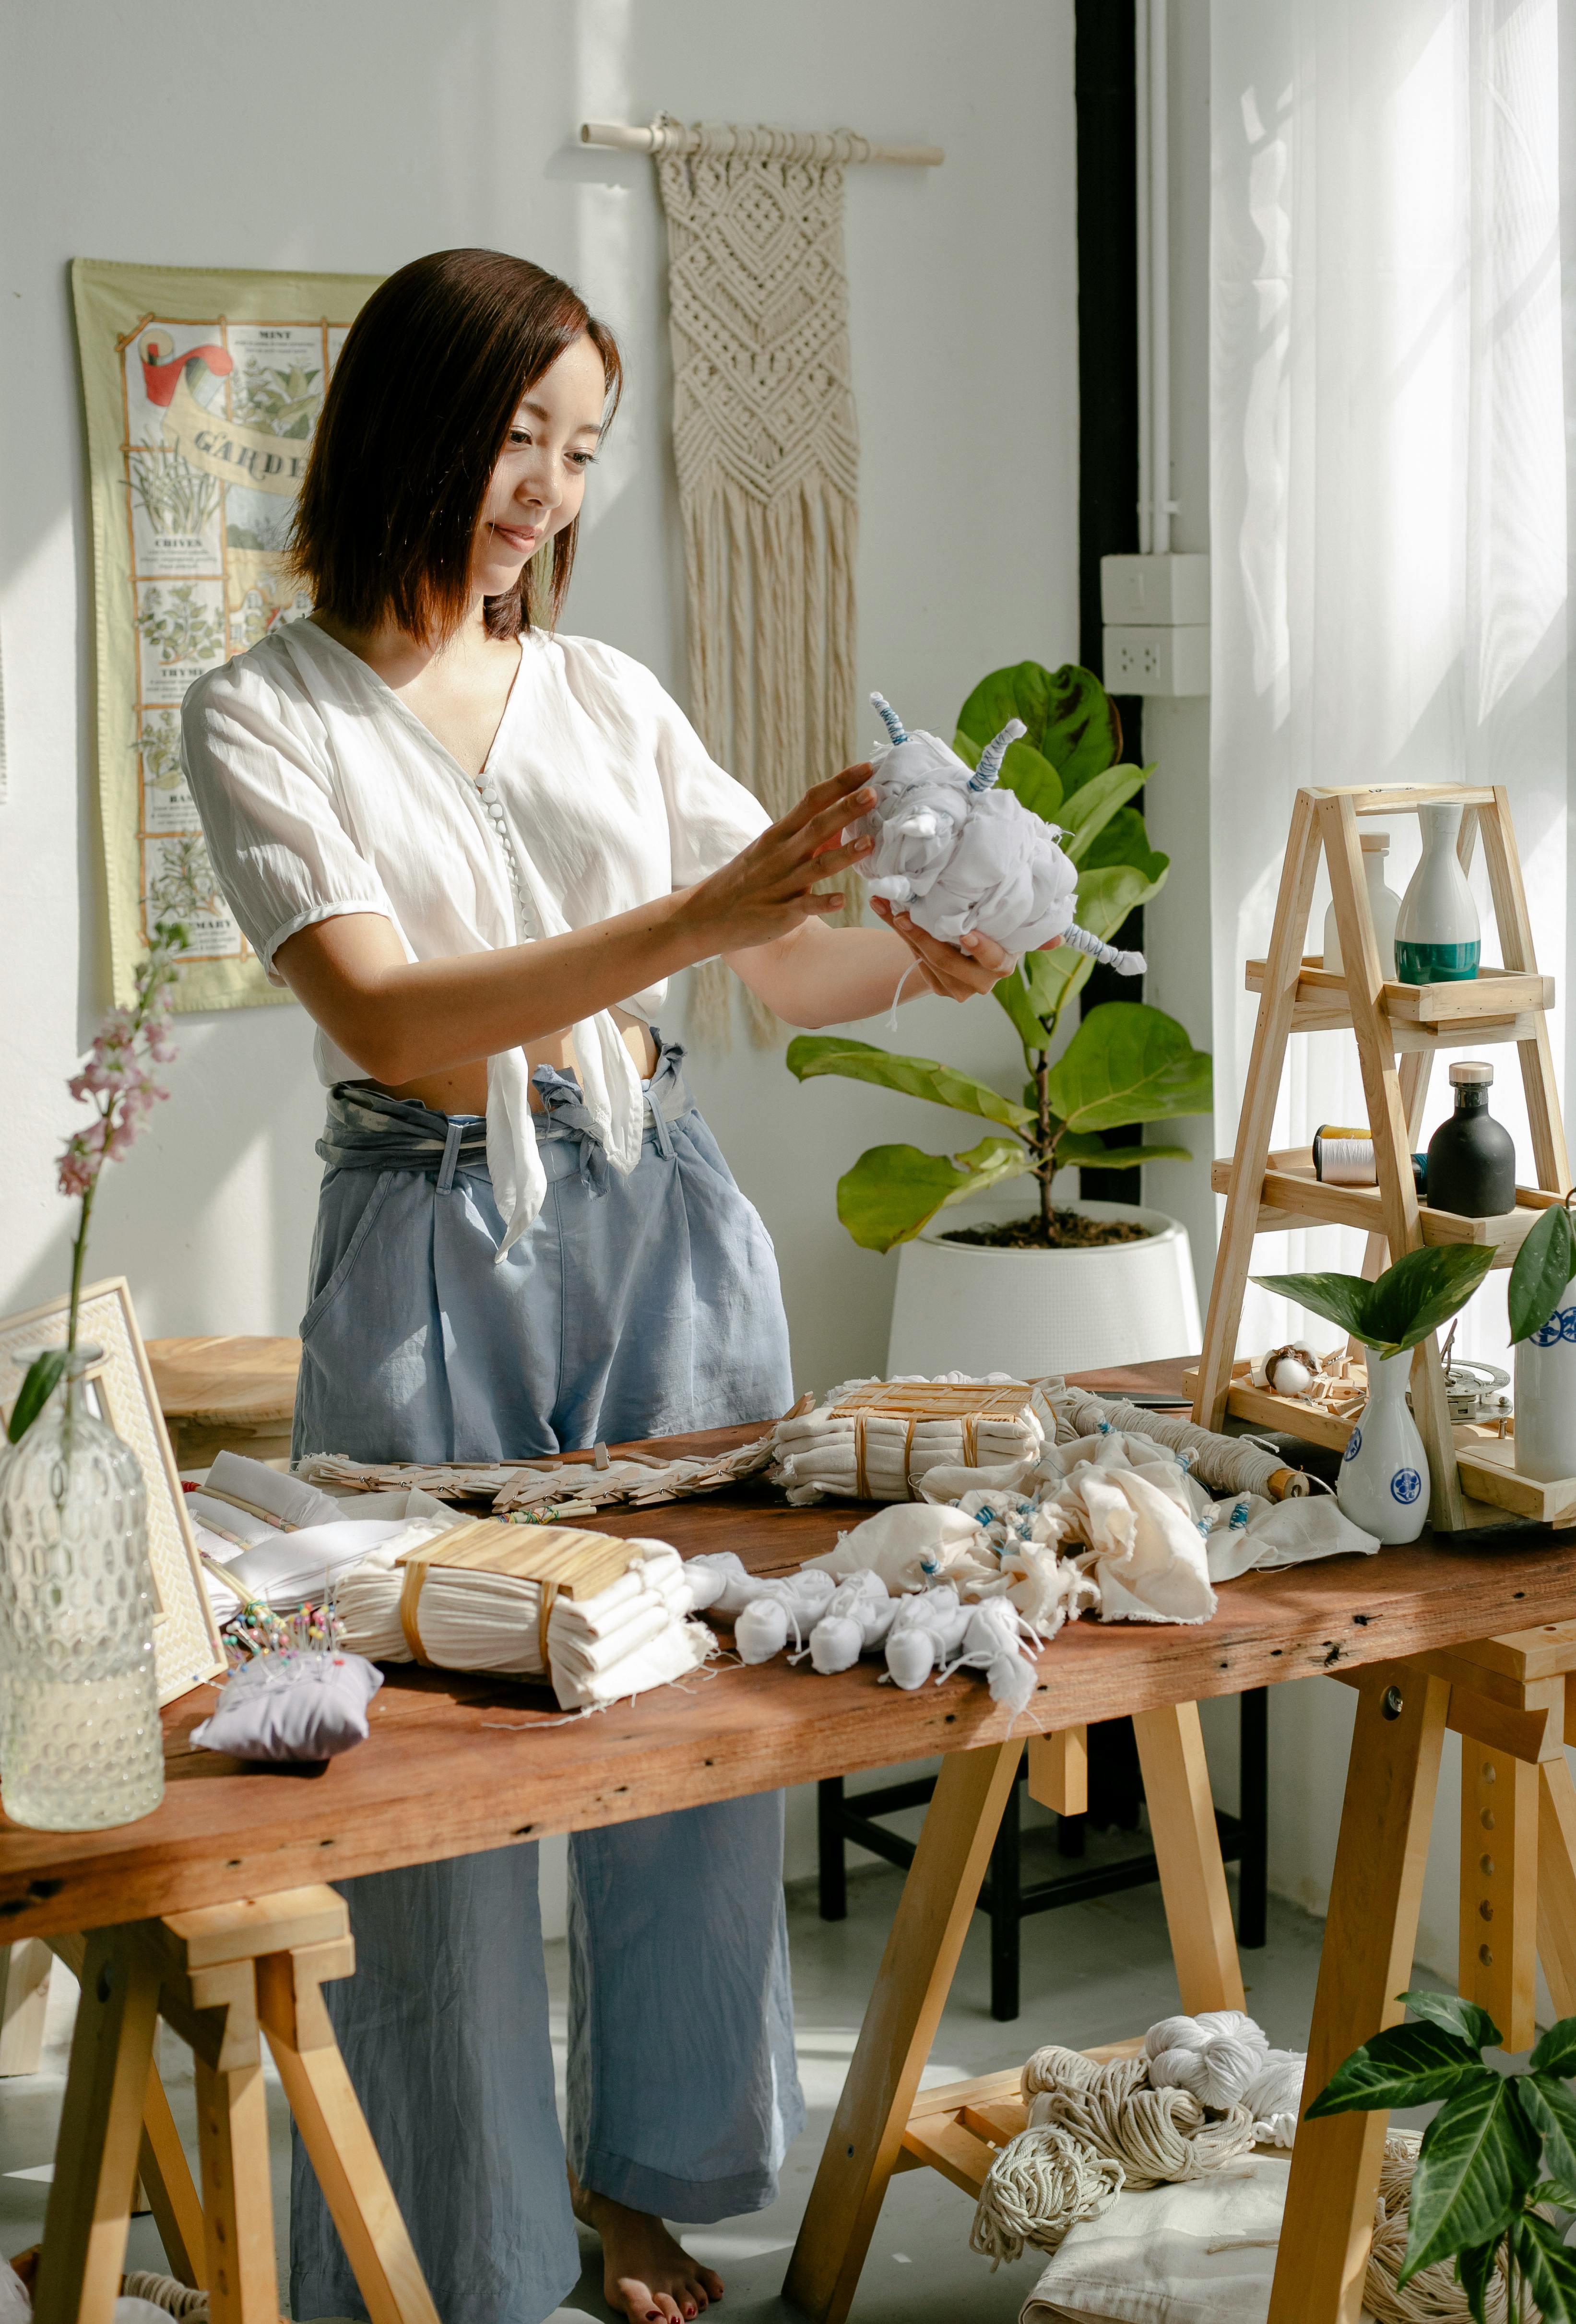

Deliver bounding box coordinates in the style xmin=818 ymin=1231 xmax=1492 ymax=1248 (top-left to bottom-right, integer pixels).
xmin=699 ymin=2265 xmax=724 ymax=2300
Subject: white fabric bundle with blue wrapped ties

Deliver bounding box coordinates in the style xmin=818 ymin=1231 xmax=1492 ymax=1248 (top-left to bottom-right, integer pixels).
xmin=850 ymin=692 xmax=1147 ymax=972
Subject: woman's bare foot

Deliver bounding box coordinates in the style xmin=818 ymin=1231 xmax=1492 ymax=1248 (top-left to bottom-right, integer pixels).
xmin=569 ymin=2168 xmax=724 ymax=2322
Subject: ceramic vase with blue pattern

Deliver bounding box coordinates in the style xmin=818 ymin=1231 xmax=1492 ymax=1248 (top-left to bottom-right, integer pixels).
xmin=1514 ymin=1272 xmax=1576 ymax=1482
xmin=1394 ymin=803 xmax=1481 ymax=984
xmin=1337 ymin=1348 xmax=1430 ymax=1541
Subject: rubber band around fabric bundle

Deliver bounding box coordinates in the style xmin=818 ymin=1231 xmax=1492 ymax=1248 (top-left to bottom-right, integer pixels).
xmin=829 ymin=1380 xmax=1032 ymax=1500
xmin=395 ymin=1520 xmax=638 ymax=1669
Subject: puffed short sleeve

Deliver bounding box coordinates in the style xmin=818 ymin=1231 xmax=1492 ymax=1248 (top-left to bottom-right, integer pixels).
xmin=180 ymin=646 xmax=396 ymax=983
xmin=562 ymin=637 xmax=771 ymax=885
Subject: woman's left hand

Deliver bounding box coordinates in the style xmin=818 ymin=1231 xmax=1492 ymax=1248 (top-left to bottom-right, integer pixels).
xmin=871 ymin=896 xmax=1056 ymax=1001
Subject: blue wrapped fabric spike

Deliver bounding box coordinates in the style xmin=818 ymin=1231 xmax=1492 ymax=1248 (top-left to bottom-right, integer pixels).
xmin=853 ymin=694 xmax=1146 ymax=970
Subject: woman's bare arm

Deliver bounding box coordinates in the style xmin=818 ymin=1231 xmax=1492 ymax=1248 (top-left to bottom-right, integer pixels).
xmin=274 ymin=765 xmax=876 ymax=1084
xmin=725 ymin=899 xmax=1021 ymax=1027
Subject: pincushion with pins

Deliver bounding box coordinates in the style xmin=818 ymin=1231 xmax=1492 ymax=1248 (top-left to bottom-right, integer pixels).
xmin=852 ymin=694 xmax=1146 ymax=971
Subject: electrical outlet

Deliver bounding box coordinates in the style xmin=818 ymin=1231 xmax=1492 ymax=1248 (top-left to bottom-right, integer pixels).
xmin=1102 ymin=625 xmax=1210 ymax=696
xmin=1100 ymin=553 xmax=1211 ymax=626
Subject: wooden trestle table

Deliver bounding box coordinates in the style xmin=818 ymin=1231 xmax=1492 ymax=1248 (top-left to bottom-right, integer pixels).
xmin=11 ymin=1365 xmax=1576 ymax=2324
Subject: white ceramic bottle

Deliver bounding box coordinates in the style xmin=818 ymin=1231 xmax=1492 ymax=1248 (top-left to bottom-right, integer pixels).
xmin=1393 ymin=804 xmax=1481 ymax=984
xmin=1323 ymin=831 xmax=1400 ymax=981
xmin=1336 ymin=1349 xmax=1431 ymax=1542
xmin=1514 ymin=1268 xmax=1576 ymax=1482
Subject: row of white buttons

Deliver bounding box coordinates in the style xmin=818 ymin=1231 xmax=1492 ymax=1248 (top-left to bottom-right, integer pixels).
xmin=476 ymin=774 xmax=537 ymax=939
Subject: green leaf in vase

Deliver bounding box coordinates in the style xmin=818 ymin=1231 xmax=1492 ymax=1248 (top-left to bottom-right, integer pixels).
xmin=6 ymin=1350 xmax=69 ymax=1444
xmin=1507 ymin=1203 xmax=1576 ymax=1346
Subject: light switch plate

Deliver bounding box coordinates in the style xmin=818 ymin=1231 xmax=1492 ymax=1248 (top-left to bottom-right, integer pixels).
xmin=1100 ymin=553 xmax=1211 ymax=627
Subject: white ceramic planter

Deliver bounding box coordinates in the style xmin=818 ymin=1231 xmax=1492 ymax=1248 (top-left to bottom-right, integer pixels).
xmin=1337 ymin=1349 xmax=1430 ymax=1541
xmin=884 ymin=1197 xmax=1202 ymax=1380
xmin=1394 ymin=802 xmax=1481 ymax=984
xmin=1514 ymin=1271 xmax=1576 ymax=1482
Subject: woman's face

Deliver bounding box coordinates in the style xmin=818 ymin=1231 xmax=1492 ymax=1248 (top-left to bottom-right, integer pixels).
xmin=471 ymin=332 xmax=609 ymax=599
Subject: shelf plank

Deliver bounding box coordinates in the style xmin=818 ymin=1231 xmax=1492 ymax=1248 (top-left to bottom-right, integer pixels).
xmin=1310 ymin=783 xmax=1498 ymax=811
xmin=1206 ymin=1152 xmax=1560 ymax=1263
xmin=1455 ymin=1442 xmax=1576 ymax=1529
xmin=1244 ymin=959 xmax=1553 ymax=1032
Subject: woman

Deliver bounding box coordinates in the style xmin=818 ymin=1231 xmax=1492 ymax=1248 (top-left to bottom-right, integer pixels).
xmin=182 ymin=249 xmax=1021 ymax=2324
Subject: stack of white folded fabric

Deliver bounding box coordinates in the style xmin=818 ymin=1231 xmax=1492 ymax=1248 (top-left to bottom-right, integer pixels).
xmin=334 ymin=1530 xmax=710 ymax=1711
xmin=771 ymin=1375 xmax=1043 ymax=1504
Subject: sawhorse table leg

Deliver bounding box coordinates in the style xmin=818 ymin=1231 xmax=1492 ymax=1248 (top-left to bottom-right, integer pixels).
xmin=784 ymin=1701 xmax=1245 ymax=2324
xmin=32 ymin=1884 xmax=438 ymax=2324
xmin=1271 ymin=1622 xmax=1576 ymax=2324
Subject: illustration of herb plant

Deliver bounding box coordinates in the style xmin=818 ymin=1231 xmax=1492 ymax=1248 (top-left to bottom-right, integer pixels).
xmin=137 ymin=711 xmax=186 ymax=794
xmin=230 ymin=359 xmax=320 ymax=439
xmin=128 ymin=445 xmax=219 ymax=537
xmin=136 ymin=584 xmax=223 ymax=667
xmin=147 ymin=835 xmax=220 ymax=921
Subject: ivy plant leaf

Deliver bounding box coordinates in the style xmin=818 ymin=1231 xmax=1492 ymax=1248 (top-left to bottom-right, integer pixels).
xmin=1252 ymin=1245 xmax=1496 ymax=1359
xmin=1053 ymin=1134 xmax=1193 ymax=1169
xmin=955 ymin=662 xmax=1122 ymax=795
xmin=1507 ymin=1204 xmax=1576 ymax=1346
xmin=1517 ymin=2070 xmax=1576 ymax=2193
xmin=1398 ymin=1991 xmax=1502 ymax=2052
xmin=1453 ymin=2238 xmax=1501 ymax=2324
xmin=1305 ymin=2019 xmax=1481 ymax=2118
xmin=1400 ymin=2071 xmax=1540 ymax=2280
xmin=936 ymin=1136 xmax=1034 ymax=1209
xmin=1058 ymin=764 xmax=1151 ymax=863
xmin=786 ymin=1035 xmax=1033 ymax=1129
xmin=834 ymin=1137 xmax=1029 ymax=1253
xmin=1508 ymin=2211 xmax=1576 ymax=2324
xmin=6 ymin=1350 xmax=69 ymax=1445
xmin=1080 ymin=805 xmax=1169 ymax=884
xmin=994 ymin=962 xmax=1051 ymax=1057
xmin=1530 ymin=2016 xmax=1576 ymax=2079
xmin=1362 ymin=1245 xmax=1498 ymax=1356
xmin=1045 ymin=1003 xmax=1213 ymax=1137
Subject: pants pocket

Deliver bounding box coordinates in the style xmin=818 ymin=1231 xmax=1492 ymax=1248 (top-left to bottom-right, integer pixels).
xmin=299 ymin=1170 xmax=396 ymax=1339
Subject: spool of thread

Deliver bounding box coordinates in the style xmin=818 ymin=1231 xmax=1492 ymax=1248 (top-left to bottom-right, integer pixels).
xmin=1312 ymin=1125 xmax=1426 ymax=1195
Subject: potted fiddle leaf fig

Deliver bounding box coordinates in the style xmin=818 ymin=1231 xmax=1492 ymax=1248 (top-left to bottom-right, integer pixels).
xmin=787 ymin=661 xmax=1213 ymax=1377
xmin=1307 ymin=1992 xmax=1576 ymax=2318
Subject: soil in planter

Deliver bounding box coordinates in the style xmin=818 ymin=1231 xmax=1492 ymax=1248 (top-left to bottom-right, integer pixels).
xmin=941 ymin=1210 xmax=1155 ymax=1252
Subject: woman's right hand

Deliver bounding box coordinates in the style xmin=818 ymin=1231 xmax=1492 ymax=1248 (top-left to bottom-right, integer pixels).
xmin=676 ymin=764 xmax=877 ymax=954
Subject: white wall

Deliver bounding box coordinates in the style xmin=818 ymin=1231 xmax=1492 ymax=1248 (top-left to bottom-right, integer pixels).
xmin=0 ymin=0 xmax=1078 ymax=1409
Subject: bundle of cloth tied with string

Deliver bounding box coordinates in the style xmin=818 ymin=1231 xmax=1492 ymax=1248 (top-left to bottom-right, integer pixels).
xmin=333 ymin=1518 xmax=712 ymax=1710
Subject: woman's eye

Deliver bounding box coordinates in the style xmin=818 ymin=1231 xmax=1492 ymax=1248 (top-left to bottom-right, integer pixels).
xmin=569 ymin=451 xmax=597 ymax=470
xmin=509 ymin=428 xmax=531 ymax=445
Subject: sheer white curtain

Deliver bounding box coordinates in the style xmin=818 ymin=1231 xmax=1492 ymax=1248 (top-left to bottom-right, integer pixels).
xmin=1209 ymin=0 xmax=1570 ymax=1371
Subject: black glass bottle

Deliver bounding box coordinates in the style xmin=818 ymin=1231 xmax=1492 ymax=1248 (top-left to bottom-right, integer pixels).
xmin=1425 ymin=1060 xmax=1516 ymax=1216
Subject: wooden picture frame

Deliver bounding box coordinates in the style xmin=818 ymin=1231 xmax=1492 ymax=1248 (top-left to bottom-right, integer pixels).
xmin=0 ymin=1276 xmax=225 ymax=1704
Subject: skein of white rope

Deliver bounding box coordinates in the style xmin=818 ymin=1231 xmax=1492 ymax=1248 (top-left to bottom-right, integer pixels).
xmin=1366 ymin=2134 xmax=1517 ymax=2324
xmin=1038 ymin=1381 xmax=1309 ymax=1499
xmin=119 ymin=2281 xmax=208 ymax=2322
xmin=969 ymin=2128 xmax=1124 ymax=2267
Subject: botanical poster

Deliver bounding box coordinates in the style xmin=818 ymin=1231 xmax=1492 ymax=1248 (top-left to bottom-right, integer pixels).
xmin=72 ymin=260 xmax=381 ymax=1010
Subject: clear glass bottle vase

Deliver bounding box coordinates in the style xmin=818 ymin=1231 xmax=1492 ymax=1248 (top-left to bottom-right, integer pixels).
xmin=0 ymin=1347 xmax=165 ymax=1829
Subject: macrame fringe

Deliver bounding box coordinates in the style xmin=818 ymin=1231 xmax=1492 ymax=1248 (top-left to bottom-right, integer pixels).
xmin=656 ymin=137 xmax=862 ymax=1051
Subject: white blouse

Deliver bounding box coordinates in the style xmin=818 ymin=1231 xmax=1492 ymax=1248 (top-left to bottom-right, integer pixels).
xmin=180 ymin=621 xmax=770 ymax=1251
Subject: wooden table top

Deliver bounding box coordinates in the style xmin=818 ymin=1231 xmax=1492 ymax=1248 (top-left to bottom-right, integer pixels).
xmin=5 ymin=1368 xmax=1576 ymax=1941
xmin=144 ymin=1336 xmax=300 ymax=1426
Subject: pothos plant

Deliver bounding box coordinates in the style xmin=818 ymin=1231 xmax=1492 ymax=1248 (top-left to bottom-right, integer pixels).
xmin=1309 ymin=1992 xmax=1576 ymax=2318
xmin=786 ymin=661 xmax=1212 ymax=1251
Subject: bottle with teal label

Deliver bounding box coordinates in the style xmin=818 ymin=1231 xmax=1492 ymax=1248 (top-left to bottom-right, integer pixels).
xmin=1394 ymin=802 xmax=1480 ymax=984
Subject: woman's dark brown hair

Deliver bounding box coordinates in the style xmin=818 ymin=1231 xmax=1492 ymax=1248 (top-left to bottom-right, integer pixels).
xmin=289 ymin=248 xmax=621 ymax=641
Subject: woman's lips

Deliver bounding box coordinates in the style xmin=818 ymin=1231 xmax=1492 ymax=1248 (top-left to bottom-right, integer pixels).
xmin=492 ymin=522 xmax=538 ymax=553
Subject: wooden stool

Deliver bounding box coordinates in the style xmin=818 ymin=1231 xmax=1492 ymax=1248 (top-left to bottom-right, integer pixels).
xmin=34 ymin=1884 xmax=435 ymax=2324
xmin=784 ymin=1702 xmax=1244 ymax=2324
xmin=1268 ymin=1621 xmax=1576 ymax=2324
xmin=143 ymin=1338 xmax=301 ymax=1470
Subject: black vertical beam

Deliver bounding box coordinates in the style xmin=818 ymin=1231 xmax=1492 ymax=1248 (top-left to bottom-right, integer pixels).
xmin=1075 ymin=0 xmax=1146 ymax=1206
xmin=987 ymin=1768 xmax=1022 ymax=2022
xmin=817 ymin=1774 xmax=847 ymax=1921
xmin=1236 ymin=1689 xmax=1269 ymax=1948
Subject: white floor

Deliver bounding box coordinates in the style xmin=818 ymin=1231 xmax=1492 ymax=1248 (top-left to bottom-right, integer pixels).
xmin=0 ymin=1822 xmax=1421 ymax=2323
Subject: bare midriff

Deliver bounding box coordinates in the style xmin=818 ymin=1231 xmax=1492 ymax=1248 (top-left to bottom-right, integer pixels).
xmin=375 ymin=1007 xmax=658 ymax=1117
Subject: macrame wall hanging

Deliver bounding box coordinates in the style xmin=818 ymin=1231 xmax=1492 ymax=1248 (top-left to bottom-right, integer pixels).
xmin=582 ymin=115 xmax=939 ymax=1038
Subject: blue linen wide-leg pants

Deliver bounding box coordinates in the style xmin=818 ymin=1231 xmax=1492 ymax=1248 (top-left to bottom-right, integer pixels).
xmin=286 ymin=1047 xmax=802 ymax=2324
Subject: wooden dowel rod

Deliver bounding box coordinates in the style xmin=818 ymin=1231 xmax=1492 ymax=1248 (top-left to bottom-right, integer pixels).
xmin=579 ymin=120 xmax=945 ymax=166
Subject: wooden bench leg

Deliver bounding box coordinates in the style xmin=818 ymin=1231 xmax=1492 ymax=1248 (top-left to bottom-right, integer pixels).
xmin=1132 ymin=1702 xmax=1247 ymax=2013
xmin=0 ymin=1940 xmax=55 ymax=2077
xmin=1267 ymin=1664 xmax=1448 ymax=2324
xmin=137 ymin=2045 xmax=206 ymax=2288
xmin=1539 ymin=1753 xmax=1576 ymax=2017
xmin=33 ymin=1929 xmax=160 ymax=2324
xmin=782 ymin=1738 xmax=1024 ymax=2324
xmin=257 ymin=1938 xmax=438 ymax=2324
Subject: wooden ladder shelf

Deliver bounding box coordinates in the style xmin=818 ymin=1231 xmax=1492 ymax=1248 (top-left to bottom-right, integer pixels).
xmin=1189 ymin=784 xmax=1571 ymax=1534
